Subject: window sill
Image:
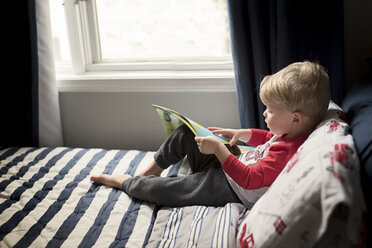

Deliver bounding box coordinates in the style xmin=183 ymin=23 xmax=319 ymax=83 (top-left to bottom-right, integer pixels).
xmin=57 ymin=70 xmax=236 ymax=92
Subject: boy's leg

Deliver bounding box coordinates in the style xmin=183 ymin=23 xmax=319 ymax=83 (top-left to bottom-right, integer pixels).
xmin=122 ymin=166 xmax=241 ymax=207
xmin=154 ymin=124 xmax=220 ymax=173
xmin=92 ymin=124 xmax=241 ymax=207
xmin=90 ymin=174 xmax=132 ymax=189
xmin=135 ymin=160 xmax=163 ymax=176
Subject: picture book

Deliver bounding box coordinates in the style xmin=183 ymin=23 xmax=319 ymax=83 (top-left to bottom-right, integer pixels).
xmin=152 ymin=104 xmax=253 ymax=155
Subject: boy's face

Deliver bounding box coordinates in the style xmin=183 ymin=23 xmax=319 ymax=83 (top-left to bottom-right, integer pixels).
xmin=263 ymin=102 xmax=294 ymax=136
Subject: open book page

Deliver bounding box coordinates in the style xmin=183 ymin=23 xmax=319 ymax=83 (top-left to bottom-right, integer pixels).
xmin=153 ymin=104 xmax=254 ymax=154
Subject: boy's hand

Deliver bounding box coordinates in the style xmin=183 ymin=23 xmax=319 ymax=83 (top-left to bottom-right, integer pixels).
xmin=195 ymin=136 xmax=232 ymax=164
xmin=208 ymin=127 xmax=252 ymax=146
xmin=195 ymin=136 xmax=220 ymax=154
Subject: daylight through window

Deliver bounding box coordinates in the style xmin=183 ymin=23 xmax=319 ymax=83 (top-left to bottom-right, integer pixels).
xmin=95 ymin=0 xmax=232 ymax=62
xmin=49 ymin=0 xmax=233 ymax=73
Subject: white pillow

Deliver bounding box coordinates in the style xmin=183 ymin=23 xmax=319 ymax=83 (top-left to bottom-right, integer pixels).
xmin=236 ymin=101 xmax=366 ymax=248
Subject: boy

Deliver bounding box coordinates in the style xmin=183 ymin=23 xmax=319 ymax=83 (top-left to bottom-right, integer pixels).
xmin=91 ymin=61 xmax=330 ymax=208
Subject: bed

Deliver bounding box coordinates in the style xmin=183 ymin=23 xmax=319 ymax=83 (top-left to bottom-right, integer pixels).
xmin=1 ymin=90 xmax=370 ymax=247
xmin=0 ymin=148 xmax=161 ymax=247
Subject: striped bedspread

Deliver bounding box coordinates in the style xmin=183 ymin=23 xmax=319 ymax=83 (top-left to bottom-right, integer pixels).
xmin=0 ymin=147 xmax=243 ymax=248
xmin=147 ymin=203 xmax=245 ymax=248
xmin=0 ymin=147 xmax=183 ymax=248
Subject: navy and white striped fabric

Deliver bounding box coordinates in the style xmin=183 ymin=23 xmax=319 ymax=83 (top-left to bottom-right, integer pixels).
xmin=0 ymin=147 xmax=183 ymax=248
xmin=147 ymin=203 xmax=245 ymax=248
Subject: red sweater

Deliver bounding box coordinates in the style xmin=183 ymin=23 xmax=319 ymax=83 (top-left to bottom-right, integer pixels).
xmin=222 ymin=129 xmax=307 ymax=206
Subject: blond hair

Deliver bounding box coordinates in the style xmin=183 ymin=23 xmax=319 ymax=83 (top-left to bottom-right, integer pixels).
xmin=260 ymin=61 xmax=330 ymax=127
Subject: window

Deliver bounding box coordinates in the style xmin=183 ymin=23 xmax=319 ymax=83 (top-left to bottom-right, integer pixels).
xmin=49 ymin=0 xmax=72 ymax=72
xmin=49 ymin=0 xmax=233 ymax=76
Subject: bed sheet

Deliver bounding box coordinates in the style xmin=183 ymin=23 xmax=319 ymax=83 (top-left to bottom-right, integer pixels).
xmin=0 ymin=147 xmax=186 ymax=248
xmin=147 ymin=203 xmax=245 ymax=248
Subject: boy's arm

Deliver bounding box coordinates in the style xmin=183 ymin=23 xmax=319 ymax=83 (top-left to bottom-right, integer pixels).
xmin=221 ymin=144 xmax=292 ymax=189
xmin=209 ymin=128 xmax=252 ymax=146
xmin=247 ymin=129 xmax=274 ymax=147
xmin=195 ymin=129 xmax=274 ymax=165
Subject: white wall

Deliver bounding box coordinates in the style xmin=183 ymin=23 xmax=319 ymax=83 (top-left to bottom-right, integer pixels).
xmin=59 ymin=89 xmax=241 ymax=151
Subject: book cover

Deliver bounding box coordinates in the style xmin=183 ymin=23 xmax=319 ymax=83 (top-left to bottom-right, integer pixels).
xmin=152 ymin=104 xmax=253 ymax=155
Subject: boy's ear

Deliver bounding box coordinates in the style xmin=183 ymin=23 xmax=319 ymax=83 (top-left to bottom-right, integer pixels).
xmin=292 ymin=111 xmax=302 ymax=125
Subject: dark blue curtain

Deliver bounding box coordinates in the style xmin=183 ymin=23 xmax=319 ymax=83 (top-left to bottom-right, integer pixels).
xmin=1 ymin=1 xmax=39 ymax=147
xmin=227 ymin=0 xmax=344 ymax=129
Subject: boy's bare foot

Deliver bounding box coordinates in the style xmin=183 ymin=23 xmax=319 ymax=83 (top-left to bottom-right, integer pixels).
xmin=90 ymin=174 xmax=132 ymax=189
xmin=135 ymin=160 xmax=164 ymax=177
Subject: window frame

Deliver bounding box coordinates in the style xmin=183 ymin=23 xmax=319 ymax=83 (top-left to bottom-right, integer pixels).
xmin=59 ymin=0 xmax=235 ymax=92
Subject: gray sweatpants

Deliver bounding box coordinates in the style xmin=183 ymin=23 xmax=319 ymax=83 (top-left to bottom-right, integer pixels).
xmin=122 ymin=124 xmax=241 ymax=207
